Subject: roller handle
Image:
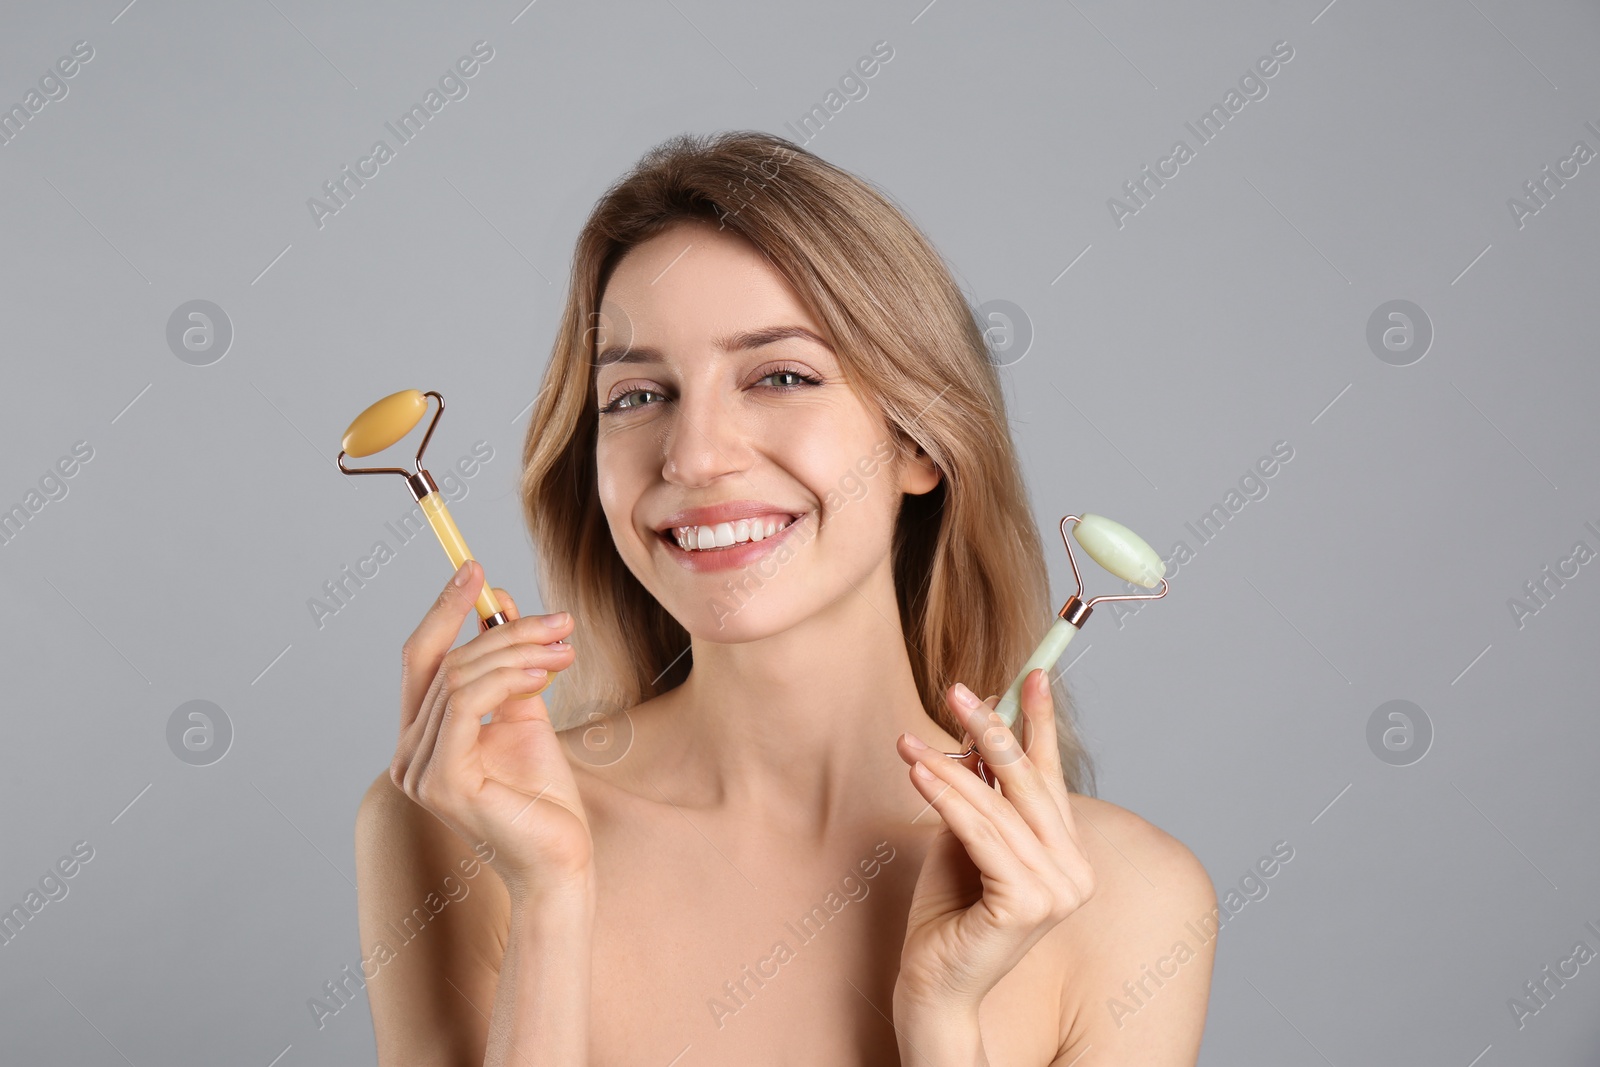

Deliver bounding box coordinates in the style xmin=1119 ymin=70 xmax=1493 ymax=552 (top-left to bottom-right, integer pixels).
xmin=417 ymin=494 xmax=549 ymax=699
xmin=992 ymin=616 xmax=1078 ymax=729
xmin=419 ymin=493 xmax=504 ymax=619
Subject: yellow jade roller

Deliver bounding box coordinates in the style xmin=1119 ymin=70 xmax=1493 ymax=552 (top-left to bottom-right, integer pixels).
xmin=337 ymin=389 xmax=547 ymax=697
xmin=948 ymin=513 xmax=1170 ymax=774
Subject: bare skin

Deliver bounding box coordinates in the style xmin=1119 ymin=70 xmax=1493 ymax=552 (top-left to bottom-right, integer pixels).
xmin=356 ymin=218 xmax=1216 ymax=1065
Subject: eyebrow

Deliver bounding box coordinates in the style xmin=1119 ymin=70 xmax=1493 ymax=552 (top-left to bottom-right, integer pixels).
xmin=594 ymin=325 xmax=833 ymax=368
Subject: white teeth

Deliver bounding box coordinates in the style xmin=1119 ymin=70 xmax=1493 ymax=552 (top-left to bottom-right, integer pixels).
xmin=669 ymin=514 xmax=795 ymax=551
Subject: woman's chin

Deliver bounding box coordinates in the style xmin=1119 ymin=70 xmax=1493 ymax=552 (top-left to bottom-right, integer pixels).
xmin=646 ymin=580 xmax=816 ymax=644
xmin=688 ymin=599 xmax=798 ymax=643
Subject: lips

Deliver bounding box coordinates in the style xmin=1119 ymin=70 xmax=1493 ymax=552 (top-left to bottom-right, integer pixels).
xmin=651 ymin=503 xmax=809 ymax=574
xmin=667 ymin=513 xmax=798 ymax=551
xmin=654 ymin=499 xmax=805 ymax=533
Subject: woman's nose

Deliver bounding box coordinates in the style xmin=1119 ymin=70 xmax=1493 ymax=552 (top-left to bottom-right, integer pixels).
xmin=660 ymin=391 xmax=750 ymax=487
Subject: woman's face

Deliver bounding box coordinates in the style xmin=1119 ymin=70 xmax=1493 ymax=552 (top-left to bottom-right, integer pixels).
xmin=592 ymin=218 xmax=938 ymax=641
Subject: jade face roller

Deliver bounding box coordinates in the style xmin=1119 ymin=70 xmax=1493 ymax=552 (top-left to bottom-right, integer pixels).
xmin=337 ymin=389 xmax=547 ymax=695
xmin=947 ymin=513 xmax=1169 ymax=773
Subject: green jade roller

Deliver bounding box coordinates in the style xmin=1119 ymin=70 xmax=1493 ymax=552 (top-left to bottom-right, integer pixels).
xmin=947 ymin=514 xmax=1170 ymax=778
xmin=336 ymin=388 xmax=548 ymax=699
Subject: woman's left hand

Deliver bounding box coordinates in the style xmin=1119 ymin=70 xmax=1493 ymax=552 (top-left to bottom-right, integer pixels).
xmin=892 ymin=668 xmax=1097 ymax=1027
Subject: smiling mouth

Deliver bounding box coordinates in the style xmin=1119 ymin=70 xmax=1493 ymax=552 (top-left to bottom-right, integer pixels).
xmin=659 ymin=514 xmax=802 ymax=552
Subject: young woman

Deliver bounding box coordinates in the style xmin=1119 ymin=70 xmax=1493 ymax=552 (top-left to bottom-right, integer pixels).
xmin=356 ymin=131 xmax=1215 ymax=1066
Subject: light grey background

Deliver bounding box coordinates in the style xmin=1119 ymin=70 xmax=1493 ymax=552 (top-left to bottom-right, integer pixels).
xmin=2 ymin=0 xmax=1597 ymax=1063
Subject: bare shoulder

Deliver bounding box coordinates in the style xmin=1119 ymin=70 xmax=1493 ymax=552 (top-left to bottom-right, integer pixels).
xmin=1048 ymin=794 xmax=1216 ymax=1066
xmin=354 ymin=770 xmax=511 ymax=1066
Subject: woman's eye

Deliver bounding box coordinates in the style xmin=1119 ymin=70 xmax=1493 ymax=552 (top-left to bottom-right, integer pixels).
xmin=758 ymin=368 xmax=822 ymax=389
xmin=600 ymin=369 xmax=820 ymax=413
xmin=600 ymin=388 xmax=665 ymax=414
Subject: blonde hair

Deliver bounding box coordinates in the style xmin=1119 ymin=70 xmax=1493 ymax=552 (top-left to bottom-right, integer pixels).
xmin=520 ymin=130 xmax=1095 ymax=796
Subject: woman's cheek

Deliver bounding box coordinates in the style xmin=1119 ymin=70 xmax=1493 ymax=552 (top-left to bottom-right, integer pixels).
xmin=593 ymin=455 xmax=647 ymax=557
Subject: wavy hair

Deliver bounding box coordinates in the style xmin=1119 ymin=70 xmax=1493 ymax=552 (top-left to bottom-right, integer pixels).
xmin=519 ymin=130 xmax=1095 ymax=796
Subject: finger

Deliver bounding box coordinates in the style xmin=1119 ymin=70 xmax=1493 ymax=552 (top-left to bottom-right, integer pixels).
xmin=396 ymin=662 xmax=449 ymax=775
xmin=900 ymin=733 xmax=1057 ymax=879
xmin=448 ymin=638 xmax=576 ymax=725
xmin=432 ymin=665 xmax=556 ymax=775
xmin=475 ymin=610 xmax=575 ymax=670
xmin=408 ymin=646 xmax=553 ymax=794
xmin=446 ymin=640 xmax=575 ymax=689
xmin=952 ymin=684 xmax=1022 ymax=770
xmin=1008 ymin=670 xmax=1083 ymax=848
xmin=493 ymin=604 xmax=574 ymax=714
xmin=950 ymin=695 xmax=1001 ymax=761
xmin=456 ymin=608 xmax=572 ymax=729
xmin=1015 ymin=669 xmax=1069 ymax=798
xmin=480 ymin=586 xmax=521 ymax=632
xmin=408 ymin=613 xmax=574 ymax=776
xmin=906 ymin=732 xmax=1096 ymax=927
xmin=947 ymin=682 xmax=1073 ymax=855
xmin=401 ymin=560 xmax=484 ymax=732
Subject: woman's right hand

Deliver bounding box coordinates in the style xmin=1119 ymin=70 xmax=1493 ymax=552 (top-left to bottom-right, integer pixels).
xmin=390 ymin=559 xmax=591 ymax=906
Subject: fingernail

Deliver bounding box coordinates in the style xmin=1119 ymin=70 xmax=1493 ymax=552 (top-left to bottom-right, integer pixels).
xmin=524 ymin=668 xmax=547 ymax=680
xmin=913 ymin=761 xmax=935 ymax=780
xmin=902 ymin=732 xmax=927 ymax=750
xmin=539 ymin=611 xmax=570 ymax=626
xmin=453 ymin=560 xmax=472 ymax=586
xmin=952 ymin=683 xmax=981 ymax=709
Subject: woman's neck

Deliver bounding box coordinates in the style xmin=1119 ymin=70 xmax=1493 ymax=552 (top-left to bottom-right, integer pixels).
xmin=649 ymin=557 xmax=966 ymax=839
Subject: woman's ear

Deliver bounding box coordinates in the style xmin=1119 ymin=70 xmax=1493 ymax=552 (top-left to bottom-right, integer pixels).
xmin=899 ymin=443 xmax=942 ymax=496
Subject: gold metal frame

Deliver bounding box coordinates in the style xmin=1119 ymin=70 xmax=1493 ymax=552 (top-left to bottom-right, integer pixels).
xmin=335 ymin=390 xmax=511 ymax=630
